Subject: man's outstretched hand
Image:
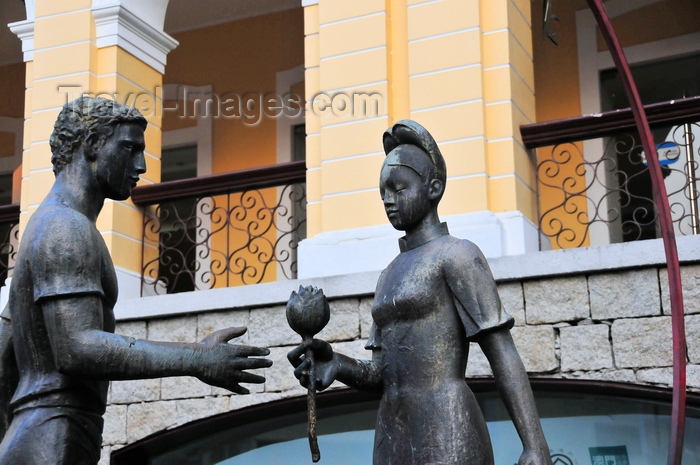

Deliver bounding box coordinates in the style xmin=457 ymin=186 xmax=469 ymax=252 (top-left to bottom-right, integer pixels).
xmin=197 ymin=327 xmax=272 ymax=394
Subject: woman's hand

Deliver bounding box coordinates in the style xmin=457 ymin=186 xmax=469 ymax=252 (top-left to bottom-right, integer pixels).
xmin=287 ymin=338 xmax=337 ymax=391
xmin=517 ymin=447 xmax=553 ymax=465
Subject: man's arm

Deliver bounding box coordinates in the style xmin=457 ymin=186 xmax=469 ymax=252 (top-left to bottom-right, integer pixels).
xmin=0 ymin=309 xmax=18 ymax=438
xmin=42 ymin=296 xmax=271 ymax=393
xmin=478 ymin=328 xmax=552 ymax=465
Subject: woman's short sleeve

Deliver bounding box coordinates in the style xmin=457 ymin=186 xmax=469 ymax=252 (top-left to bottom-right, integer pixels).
xmin=443 ymin=239 xmax=513 ymax=339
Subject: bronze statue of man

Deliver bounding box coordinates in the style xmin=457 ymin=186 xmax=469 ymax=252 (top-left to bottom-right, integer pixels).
xmin=289 ymin=120 xmax=552 ymax=465
xmin=0 ymin=96 xmax=272 ymax=465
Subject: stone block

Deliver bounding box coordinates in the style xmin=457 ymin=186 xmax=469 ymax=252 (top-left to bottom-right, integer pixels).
xmin=359 ymin=297 xmax=374 ymax=339
xmin=524 ymin=276 xmax=589 ymax=324
xmin=161 ymin=376 xmax=212 ymax=400
xmin=264 ymin=346 xmax=302 ymax=393
xmin=691 ymin=365 xmax=700 ymax=389
xmin=466 ymin=342 xmax=492 ymax=376
xmin=636 ymin=367 xmax=671 ymax=387
xmin=589 ymin=269 xmax=660 ymax=320
xmin=498 ymin=281 xmax=525 ymax=326
xmin=197 ymin=309 xmax=250 ymax=342
xmin=634 ymin=367 xmax=700 ymax=388
xmin=333 ymin=339 xmax=371 ymax=361
xmin=660 ymin=264 xmax=700 ymax=315
xmin=559 ymin=324 xmax=613 ymax=372
xmin=561 ymin=369 xmax=637 ymax=384
xmin=110 ymin=379 xmax=160 ymax=404
xmin=511 ymin=325 xmax=558 ymax=373
xmin=99 ymin=447 xmax=112 ymax=465
xmin=115 ymin=321 xmax=147 ymax=339
xmin=612 ymin=317 xmax=672 ymax=368
xmin=229 ymin=391 xmax=295 ymax=412
xmin=148 ymin=315 xmax=197 ymax=342
xmin=211 ymin=385 xmax=234 ymax=397
xmin=175 ymin=397 xmax=230 ymax=426
xmin=102 ymin=404 xmax=127 ymax=445
xmin=318 ymin=298 xmax=360 ymax=341
xmin=687 ymin=315 xmax=700 ymax=364
xmin=248 ymin=305 xmax=297 ymax=347
xmin=127 ymin=400 xmax=178 ymax=443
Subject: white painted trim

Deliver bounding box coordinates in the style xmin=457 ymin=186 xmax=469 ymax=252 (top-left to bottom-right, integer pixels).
xmin=297 ymin=211 xmax=540 ymax=278
xmin=91 ymin=1 xmax=178 ymax=74
xmin=302 ymin=0 xmax=319 ymax=6
xmin=275 ymin=66 xmax=306 ymax=280
xmin=8 ymin=20 xmax=35 ymax=62
xmin=162 ymin=84 xmax=213 ymax=177
xmin=159 ymin=84 xmax=214 ymax=295
xmin=93 ymin=0 xmax=168 ymax=29
xmin=24 ymin=0 xmax=35 ymax=21
xmin=276 ymin=65 xmax=306 ymax=164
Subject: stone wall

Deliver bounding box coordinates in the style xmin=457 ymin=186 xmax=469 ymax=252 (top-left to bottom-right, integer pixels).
xmin=99 ymin=263 xmax=700 ymax=464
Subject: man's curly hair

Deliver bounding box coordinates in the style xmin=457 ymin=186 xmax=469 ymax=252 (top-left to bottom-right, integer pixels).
xmin=49 ymin=96 xmax=148 ymax=174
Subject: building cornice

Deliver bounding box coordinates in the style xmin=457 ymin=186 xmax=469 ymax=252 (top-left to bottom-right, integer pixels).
xmin=92 ymin=2 xmax=178 ymax=74
xmin=8 ymin=19 xmax=35 ymax=62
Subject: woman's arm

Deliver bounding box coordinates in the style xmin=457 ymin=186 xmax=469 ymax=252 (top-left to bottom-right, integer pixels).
xmin=478 ymin=328 xmax=552 ymax=465
xmin=288 ymin=339 xmax=383 ymax=393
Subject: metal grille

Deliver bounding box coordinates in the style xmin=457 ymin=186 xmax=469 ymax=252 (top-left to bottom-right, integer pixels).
xmin=536 ymin=122 xmax=700 ymax=249
xmin=141 ymin=183 xmax=306 ymax=295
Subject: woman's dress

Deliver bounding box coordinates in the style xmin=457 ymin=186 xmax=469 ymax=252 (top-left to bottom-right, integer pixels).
xmin=367 ymin=223 xmax=513 ymax=465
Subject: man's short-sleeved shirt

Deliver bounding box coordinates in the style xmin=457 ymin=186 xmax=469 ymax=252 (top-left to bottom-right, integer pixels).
xmin=8 ymin=202 xmax=118 ymax=414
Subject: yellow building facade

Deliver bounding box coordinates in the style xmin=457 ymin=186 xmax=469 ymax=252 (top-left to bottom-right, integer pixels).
xmin=3 ymin=0 xmax=543 ymax=294
xmin=1 ymin=0 xmax=698 ymax=288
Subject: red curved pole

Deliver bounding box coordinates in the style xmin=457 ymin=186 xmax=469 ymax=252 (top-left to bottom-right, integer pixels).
xmin=583 ymin=2 xmax=687 ymax=463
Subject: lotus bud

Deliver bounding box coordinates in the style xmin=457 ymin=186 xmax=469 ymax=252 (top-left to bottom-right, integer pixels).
xmin=286 ymin=285 xmax=330 ymax=340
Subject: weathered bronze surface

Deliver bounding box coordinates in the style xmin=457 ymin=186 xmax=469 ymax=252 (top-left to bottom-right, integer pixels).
xmin=289 ymin=120 xmax=552 ymax=465
xmin=0 ymin=97 xmax=271 ymax=464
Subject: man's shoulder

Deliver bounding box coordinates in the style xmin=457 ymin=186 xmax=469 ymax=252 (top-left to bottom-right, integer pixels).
xmin=23 ymin=204 xmax=97 ymax=258
xmin=27 ymin=204 xmax=93 ymax=239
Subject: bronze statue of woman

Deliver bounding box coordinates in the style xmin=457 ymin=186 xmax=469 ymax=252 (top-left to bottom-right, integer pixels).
xmin=289 ymin=120 xmax=552 ymax=465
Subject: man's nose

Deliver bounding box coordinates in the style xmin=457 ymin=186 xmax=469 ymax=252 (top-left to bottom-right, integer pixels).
xmin=134 ymin=151 xmax=147 ymax=174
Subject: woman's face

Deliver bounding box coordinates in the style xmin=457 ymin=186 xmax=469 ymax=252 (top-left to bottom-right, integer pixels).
xmin=379 ymin=162 xmax=431 ymax=231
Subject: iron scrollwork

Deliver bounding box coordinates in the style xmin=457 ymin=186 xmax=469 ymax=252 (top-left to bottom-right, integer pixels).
xmin=142 ymin=183 xmax=306 ymax=295
xmin=537 ymin=123 xmax=700 ymax=248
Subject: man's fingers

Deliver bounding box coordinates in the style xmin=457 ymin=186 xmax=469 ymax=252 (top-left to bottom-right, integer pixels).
xmin=229 ymin=384 xmax=250 ymax=395
xmin=233 ymin=345 xmax=270 ymax=357
xmin=201 ymin=326 xmax=247 ymax=344
xmin=233 ymin=357 xmax=273 ymax=370
xmin=235 ymin=371 xmax=267 ymax=384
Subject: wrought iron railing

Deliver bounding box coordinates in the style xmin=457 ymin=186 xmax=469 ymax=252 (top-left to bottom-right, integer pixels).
xmin=521 ymin=96 xmax=700 ymax=249
xmin=132 ymin=161 xmax=306 ymax=295
xmin=0 ymin=204 xmax=20 ymax=286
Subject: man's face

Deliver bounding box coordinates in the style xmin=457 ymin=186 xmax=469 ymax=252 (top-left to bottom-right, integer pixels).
xmin=94 ymin=123 xmax=146 ymax=200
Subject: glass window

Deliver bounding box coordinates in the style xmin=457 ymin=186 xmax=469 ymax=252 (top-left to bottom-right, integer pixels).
xmin=113 ymin=382 xmax=700 ymax=465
